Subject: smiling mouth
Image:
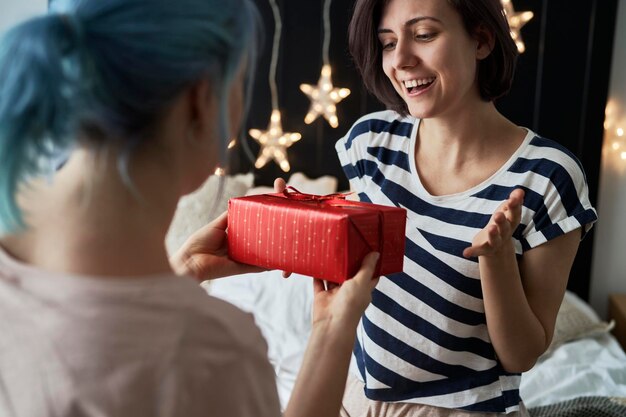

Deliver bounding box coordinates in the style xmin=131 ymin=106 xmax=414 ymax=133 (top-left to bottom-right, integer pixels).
xmin=403 ymin=77 xmax=436 ymax=94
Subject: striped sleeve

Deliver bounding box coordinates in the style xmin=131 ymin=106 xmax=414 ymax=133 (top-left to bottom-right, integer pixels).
xmin=516 ymin=136 xmax=598 ymax=251
xmin=335 ymin=114 xmax=374 ymax=195
xmin=335 ymin=110 xmax=415 ymax=197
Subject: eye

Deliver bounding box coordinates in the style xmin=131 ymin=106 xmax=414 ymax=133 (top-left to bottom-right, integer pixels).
xmin=415 ymin=32 xmax=436 ymax=41
xmin=381 ymin=40 xmax=396 ymax=50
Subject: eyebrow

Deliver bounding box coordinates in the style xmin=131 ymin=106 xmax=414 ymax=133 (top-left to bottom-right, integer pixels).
xmin=377 ymin=16 xmax=442 ymax=34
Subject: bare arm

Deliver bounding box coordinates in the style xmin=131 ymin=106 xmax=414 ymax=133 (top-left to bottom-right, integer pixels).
xmin=464 ymin=189 xmax=581 ymax=372
xmin=284 ymin=254 xmax=379 ymax=417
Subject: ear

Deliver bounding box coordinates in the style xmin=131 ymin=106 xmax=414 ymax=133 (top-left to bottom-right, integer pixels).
xmin=474 ymin=24 xmax=496 ymax=60
xmin=186 ymin=78 xmax=214 ymax=138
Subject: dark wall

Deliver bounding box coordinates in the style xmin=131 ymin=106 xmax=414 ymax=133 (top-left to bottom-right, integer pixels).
xmin=234 ymin=0 xmax=384 ymax=189
xmin=233 ymin=0 xmax=618 ymax=301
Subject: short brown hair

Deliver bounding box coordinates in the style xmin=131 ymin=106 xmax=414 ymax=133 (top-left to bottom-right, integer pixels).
xmin=348 ymin=0 xmax=518 ymax=116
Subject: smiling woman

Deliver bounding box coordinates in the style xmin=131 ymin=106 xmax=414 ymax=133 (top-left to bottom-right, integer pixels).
xmin=335 ymin=0 xmax=598 ymax=415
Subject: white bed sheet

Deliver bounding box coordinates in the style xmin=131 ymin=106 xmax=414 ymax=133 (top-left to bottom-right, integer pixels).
xmin=207 ymin=272 xmax=626 ymax=410
xmin=520 ymin=333 xmax=626 ymax=408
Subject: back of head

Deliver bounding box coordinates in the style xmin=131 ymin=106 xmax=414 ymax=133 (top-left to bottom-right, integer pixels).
xmin=0 ymin=0 xmax=259 ymax=235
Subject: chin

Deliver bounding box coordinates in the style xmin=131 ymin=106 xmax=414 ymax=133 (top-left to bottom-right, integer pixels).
xmin=407 ymin=107 xmax=432 ymax=119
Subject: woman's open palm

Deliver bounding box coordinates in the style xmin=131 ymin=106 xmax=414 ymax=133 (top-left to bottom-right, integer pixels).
xmin=463 ymin=188 xmax=525 ymax=258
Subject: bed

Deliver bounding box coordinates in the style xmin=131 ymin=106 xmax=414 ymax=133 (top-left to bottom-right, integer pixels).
xmin=166 ymin=172 xmax=626 ymax=416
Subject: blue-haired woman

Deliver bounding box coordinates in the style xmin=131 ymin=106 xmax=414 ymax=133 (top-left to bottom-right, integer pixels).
xmin=0 ymin=1 xmax=380 ymax=416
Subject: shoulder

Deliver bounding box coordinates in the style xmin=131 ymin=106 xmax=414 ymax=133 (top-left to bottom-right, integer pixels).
xmin=510 ymin=130 xmax=592 ymax=194
xmin=336 ymin=110 xmax=415 ymax=150
xmin=518 ymin=132 xmax=587 ymax=176
xmin=335 ymin=110 xmax=418 ymax=161
xmin=511 ymin=131 xmax=597 ymax=247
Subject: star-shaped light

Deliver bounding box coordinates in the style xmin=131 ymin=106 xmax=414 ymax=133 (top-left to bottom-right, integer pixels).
xmin=300 ymin=64 xmax=350 ymax=128
xmin=501 ymin=0 xmax=533 ymax=54
xmin=249 ymin=109 xmax=301 ymax=172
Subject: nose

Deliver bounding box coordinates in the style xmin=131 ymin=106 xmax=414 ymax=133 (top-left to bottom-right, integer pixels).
xmin=392 ymin=35 xmax=418 ymax=69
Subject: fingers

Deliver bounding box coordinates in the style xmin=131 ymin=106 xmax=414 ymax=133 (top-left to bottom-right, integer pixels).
xmin=463 ymin=218 xmax=510 ymax=258
xmin=311 ymin=253 xmax=379 ymax=293
xmin=502 ymin=188 xmax=524 ymax=223
xmin=492 ymin=211 xmax=510 ymax=236
xmin=210 ymin=210 xmax=229 ymax=230
xmin=509 ymin=188 xmax=525 ymax=206
xmin=352 ymin=252 xmax=380 ymax=289
xmin=327 ymin=281 xmax=339 ymax=291
xmin=463 ymin=189 xmax=525 ymax=259
xmin=313 ymin=278 xmax=325 ymax=294
xmin=274 ymin=177 xmax=287 ymax=193
xmin=462 ymin=246 xmax=474 ymax=258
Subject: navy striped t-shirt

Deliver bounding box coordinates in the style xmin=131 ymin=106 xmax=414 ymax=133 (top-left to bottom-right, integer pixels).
xmin=335 ymin=110 xmax=597 ymax=414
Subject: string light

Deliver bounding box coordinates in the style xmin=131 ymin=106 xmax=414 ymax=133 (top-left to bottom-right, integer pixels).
xmin=501 ymin=0 xmax=533 ymax=54
xmin=603 ymin=101 xmax=626 ymax=164
xmin=249 ymin=109 xmax=301 ymax=172
xmin=299 ymin=0 xmax=351 ymax=128
xmin=249 ymin=0 xmax=301 ymax=172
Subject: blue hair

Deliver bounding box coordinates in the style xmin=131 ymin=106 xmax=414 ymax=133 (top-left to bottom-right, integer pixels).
xmin=0 ymin=0 xmax=259 ymax=234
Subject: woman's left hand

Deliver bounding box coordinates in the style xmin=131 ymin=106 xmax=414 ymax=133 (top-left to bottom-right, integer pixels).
xmin=463 ymin=188 xmax=525 ymax=258
xmin=169 ymin=211 xmax=264 ymax=281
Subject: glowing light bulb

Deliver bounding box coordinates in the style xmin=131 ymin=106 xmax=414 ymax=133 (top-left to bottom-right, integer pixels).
xmin=612 ymin=142 xmax=620 ymax=151
xmin=501 ymin=0 xmax=533 ymax=54
xmin=249 ymin=109 xmax=301 ymax=172
xmin=617 ymin=127 xmax=624 ymax=137
xmin=300 ymin=64 xmax=350 ymax=128
xmin=621 ymin=151 xmax=626 ymax=160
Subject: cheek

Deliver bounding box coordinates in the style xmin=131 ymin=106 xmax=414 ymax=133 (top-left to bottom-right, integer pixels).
xmin=381 ymin=56 xmax=401 ymax=92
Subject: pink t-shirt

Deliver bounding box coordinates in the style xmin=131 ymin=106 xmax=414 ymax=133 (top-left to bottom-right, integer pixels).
xmin=0 ymin=246 xmax=280 ymax=417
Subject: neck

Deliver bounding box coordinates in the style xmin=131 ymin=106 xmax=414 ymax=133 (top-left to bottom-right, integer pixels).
xmin=2 ymin=147 xmax=182 ymax=277
xmin=417 ymin=101 xmax=518 ymax=166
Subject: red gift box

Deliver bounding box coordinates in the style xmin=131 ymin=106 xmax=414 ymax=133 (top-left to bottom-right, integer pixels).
xmin=227 ymin=187 xmax=406 ymax=283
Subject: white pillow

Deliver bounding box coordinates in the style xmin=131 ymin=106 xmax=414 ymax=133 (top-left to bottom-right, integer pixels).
xmin=246 ymin=172 xmax=338 ymax=196
xmin=544 ymin=290 xmax=614 ymax=356
xmin=165 ymin=172 xmax=254 ymax=255
xmin=286 ymin=172 xmax=337 ymax=195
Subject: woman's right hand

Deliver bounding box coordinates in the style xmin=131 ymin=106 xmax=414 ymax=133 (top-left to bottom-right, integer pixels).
xmin=311 ymin=253 xmax=380 ymax=328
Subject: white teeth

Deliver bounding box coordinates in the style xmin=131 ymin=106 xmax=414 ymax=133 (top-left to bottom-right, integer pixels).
xmin=403 ymin=77 xmax=435 ymax=88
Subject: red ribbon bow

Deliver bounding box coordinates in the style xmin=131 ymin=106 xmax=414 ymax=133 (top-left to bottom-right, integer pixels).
xmin=282 ymin=186 xmax=353 ymax=202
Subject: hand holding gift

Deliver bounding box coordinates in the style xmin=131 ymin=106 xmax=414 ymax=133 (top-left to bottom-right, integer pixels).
xmin=170 ymin=211 xmax=266 ymax=281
